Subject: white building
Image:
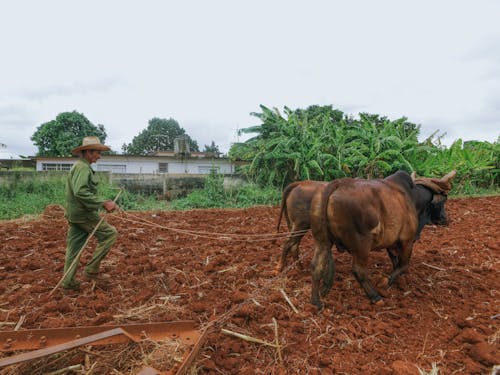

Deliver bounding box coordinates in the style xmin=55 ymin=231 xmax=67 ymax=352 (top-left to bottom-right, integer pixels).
xmin=35 ymin=152 xmax=236 ymax=175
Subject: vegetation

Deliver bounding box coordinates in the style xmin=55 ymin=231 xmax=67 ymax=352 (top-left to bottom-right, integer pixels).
xmin=412 ymin=136 xmax=499 ymax=195
xmin=0 ymin=172 xmax=160 ymax=220
xmin=122 ymin=117 xmax=200 ymax=155
xmin=31 ymin=111 xmax=107 ymax=156
xmin=203 ymin=140 xmax=222 ymax=157
xmin=229 ymin=105 xmax=499 ymax=194
xmin=0 ymin=172 xmax=67 ymax=219
xmin=170 ymin=171 xmax=280 ymax=210
xmin=30 ymin=112 xmax=211 ymax=158
xmin=0 ymin=172 xmax=279 ymax=220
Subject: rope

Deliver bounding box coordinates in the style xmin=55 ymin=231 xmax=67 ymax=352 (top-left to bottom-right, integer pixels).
xmin=114 ymin=210 xmax=309 ymax=242
xmin=108 ymin=209 xmax=313 ymax=329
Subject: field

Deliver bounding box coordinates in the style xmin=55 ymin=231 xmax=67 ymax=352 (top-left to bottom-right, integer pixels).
xmin=1 ymin=196 xmax=499 ymax=374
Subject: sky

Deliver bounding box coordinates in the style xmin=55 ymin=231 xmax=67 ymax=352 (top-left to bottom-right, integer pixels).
xmin=1 ymin=0 xmax=499 ymax=157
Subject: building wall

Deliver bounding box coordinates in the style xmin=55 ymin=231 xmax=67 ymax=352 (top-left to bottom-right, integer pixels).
xmin=35 ymin=156 xmax=235 ymax=174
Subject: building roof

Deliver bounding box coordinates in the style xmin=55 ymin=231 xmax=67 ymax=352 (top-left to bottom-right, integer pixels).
xmin=0 ymin=151 xmax=22 ymax=160
xmin=35 ymin=152 xmax=226 ymax=160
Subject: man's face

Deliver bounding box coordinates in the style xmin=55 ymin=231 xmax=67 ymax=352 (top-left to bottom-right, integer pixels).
xmin=83 ymin=149 xmax=101 ymax=164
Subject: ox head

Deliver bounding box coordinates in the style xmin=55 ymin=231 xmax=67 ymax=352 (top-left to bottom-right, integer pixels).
xmin=412 ymin=170 xmax=456 ymax=225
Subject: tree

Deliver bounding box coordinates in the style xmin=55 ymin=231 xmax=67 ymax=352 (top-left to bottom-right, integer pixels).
xmin=203 ymin=141 xmax=221 ymax=157
xmin=122 ymin=117 xmax=199 ymax=155
xmin=31 ymin=111 xmax=107 ymax=156
xmin=230 ymin=105 xmax=355 ymax=186
xmin=229 ymin=105 xmax=424 ymax=187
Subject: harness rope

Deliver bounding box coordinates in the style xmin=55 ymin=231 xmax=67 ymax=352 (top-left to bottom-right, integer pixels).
xmin=109 ymin=209 xmax=313 ymax=332
xmin=115 ymin=210 xmax=310 ymax=242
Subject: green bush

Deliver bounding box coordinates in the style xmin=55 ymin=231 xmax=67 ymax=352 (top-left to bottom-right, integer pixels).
xmin=169 ymin=171 xmax=280 ymax=210
xmin=0 ymin=173 xmax=66 ymax=218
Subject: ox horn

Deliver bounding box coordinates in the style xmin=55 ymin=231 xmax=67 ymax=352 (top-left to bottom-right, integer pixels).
xmin=441 ymin=170 xmax=457 ymax=182
xmin=410 ymin=171 xmax=417 ymax=182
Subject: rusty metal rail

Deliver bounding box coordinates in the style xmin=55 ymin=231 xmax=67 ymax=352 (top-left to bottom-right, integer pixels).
xmin=0 ymin=321 xmax=208 ymax=374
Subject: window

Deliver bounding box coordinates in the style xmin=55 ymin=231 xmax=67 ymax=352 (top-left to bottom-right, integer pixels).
xmin=96 ymin=164 xmax=126 ymax=173
xmin=198 ymin=165 xmax=220 ymax=174
xmin=41 ymin=163 xmax=73 ymax=171
xmin=158 ymin=163 xmax=168 ymax=173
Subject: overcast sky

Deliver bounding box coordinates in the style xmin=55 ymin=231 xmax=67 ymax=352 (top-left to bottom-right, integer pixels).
xmin=1 ymin=0 xmax=499 ymax=157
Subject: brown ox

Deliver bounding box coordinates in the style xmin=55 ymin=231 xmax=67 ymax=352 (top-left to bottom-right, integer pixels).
xmin=309 ymin=170 xmax=456 ymax=309
xmin=274 ymin=180 xmax=328 ymax=274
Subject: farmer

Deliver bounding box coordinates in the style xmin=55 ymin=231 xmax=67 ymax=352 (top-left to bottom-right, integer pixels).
xmin=61 ymin=136 xmax=119 ymax=290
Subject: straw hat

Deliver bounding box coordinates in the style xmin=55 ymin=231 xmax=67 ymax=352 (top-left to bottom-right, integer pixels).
xmin=71 ymin=136 xmax=111 ymax=155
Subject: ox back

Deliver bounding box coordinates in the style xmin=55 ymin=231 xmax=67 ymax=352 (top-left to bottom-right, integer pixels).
xmin=322 ymin=173 xmax=418 ymax=251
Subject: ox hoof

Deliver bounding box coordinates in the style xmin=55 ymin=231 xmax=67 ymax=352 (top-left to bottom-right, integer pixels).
xmin=395 ymin=277 xmax=408 ymax=290
xmin=271 ymin=263 xmax=284 ymax=276
xmin=376 ymin=276 xmax=390 ymax=289
xmin=371 ymin=296 xmax=384 ymax=306
xmin=311 ymin=301 xmax=323 ymax=311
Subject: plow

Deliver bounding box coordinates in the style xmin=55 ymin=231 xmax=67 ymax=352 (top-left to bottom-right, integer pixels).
xmin=0 ymin=321 xmax=209 ymax=374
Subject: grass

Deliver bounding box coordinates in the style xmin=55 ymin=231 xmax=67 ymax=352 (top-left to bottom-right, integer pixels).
xmin=0 ymin=172 xmax=281 ymax=220
xmin=0 ymin=170 xmax=178 ymax=220
xmin=0 ymin=173 xmax=66 ymax=219
xmin=169 ymin=176 xmax=280 ymax=210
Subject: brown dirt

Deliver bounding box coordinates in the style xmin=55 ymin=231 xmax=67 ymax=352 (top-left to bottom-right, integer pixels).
xmin=1 ymin=197 xmax=499 ymax=374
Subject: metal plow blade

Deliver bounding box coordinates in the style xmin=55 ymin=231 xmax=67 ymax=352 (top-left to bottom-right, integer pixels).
xmin=0 ymin=321 xmax=208 ymax=375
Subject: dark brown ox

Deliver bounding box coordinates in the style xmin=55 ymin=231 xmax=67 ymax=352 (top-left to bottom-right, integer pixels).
xmin=274 ymin=180 xmax=328 ymax=274
xmin=309 ymin=170 xmax=456 ymax=309
xmin=273 ymin=174 xmax=450 ymax=274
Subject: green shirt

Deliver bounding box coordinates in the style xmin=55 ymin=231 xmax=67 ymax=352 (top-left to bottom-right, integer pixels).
xmin=65 ymin=159 xmax=105 ymax=223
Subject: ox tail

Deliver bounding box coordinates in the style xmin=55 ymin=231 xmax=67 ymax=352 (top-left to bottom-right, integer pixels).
xmin=276 ymin=181 xmax=302 ymax=233
xmin=321 ymin=180 xmax=342 ymax=243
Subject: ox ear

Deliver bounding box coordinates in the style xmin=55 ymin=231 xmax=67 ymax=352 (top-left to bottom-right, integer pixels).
xmin=411 ymin=171 xmax=416 ymax=181
xmin=441 ymin=170 xmax=457 ymax=183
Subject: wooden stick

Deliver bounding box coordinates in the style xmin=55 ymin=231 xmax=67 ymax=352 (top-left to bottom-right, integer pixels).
xmin=422 ymin=262 xmax=446 ymax=271
xmin=14 ymin=315 xmax=25 ymax=331
xmin=280 ymin=289 xmax=299 ymax=314
xmin=272 ymin=318 xmax=283 ymax=366
xmin=49 ymin=189 xmax=122 ymax=296
xmin=45 ymin=364 xmax=83 ymax=375
xmin=221 ymin=328 xmax=278 ymax=348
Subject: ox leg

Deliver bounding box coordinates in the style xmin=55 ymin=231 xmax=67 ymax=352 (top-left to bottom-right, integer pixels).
xmin=310 ymin=242 xmax=332 ymax=309
xmin=386 ymin=246 xmax=399 ymax=271
xmin=351 ymin=249 xmax=382 ymax=303
xmin=289 ymin=238 xmax=303 ymax=269
xmin=320 ymin=249 xmax=335 ymax=297
xmin=274 ymin=230 xmax=304 ymax=274
xmin=387 ymin=241 xmax=414 ymax=286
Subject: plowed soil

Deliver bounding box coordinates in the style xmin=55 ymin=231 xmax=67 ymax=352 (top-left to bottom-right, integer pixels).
xmin=1 ymin=196 xmax=499 ymax=374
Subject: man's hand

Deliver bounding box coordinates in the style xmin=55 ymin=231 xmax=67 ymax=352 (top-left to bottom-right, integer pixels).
xmin=103 ymin=200 xmax=118 ymax=213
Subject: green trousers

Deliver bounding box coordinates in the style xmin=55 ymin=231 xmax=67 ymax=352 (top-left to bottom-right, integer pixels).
xmin=63 ymin=218 xmax=117 ymax=286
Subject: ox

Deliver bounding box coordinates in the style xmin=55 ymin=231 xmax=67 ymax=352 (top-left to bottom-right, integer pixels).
xmin=274 ymin=180 xmax=328 ymax=274
xmin=309 ymin=170 xmax=456 ymax=309
xmin=274 ymin=174 xmax=451 ymax=274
